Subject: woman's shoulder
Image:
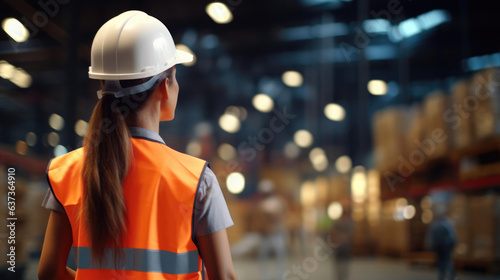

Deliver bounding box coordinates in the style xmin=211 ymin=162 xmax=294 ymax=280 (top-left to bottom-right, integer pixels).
xmin=48 ymin=147 xmax=84 ymax=171
xmin=163 ymin=144 xmax=206 ymax=166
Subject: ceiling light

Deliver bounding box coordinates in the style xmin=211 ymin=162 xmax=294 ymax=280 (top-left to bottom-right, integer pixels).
xmin=335 ymin=155 xmax=352 ymax=173
xmin=219 ymin=113 xmax=241 ymax=133
xmin=282 ymin=71 xmax=303 ymax=87
xmin=49 ymin=114 xmax=64 ymax=131
xmin=309 ymin=147 xmax=328 ymax=172
xmin=328 ymin=202 xmax=343 ymax=220
xmin=324 ymin=103 xmax=345 ymax=121
xmin=252 ymin=93 xmax=274 ymax=113
xmin=367 ymin=80 xmax=388 ymax=95
xmin=227 ymin=172 xmax=245 ymax=194
xmin=2 ymin=18 xmax=29 ymax=42
xmin=74 ymin=120 xmax=88 ymax=137
xmin=206 ymin=2 xmax=233 ymax=24
xmin=293 ymin=129 xmax=313 ymax=148
xmin=218 ymin=143 xmax=236 ymax=161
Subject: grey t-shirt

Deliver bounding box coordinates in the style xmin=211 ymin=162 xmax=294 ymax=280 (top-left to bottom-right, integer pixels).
xmin=42 ymin=127 xmax=233 ymax=239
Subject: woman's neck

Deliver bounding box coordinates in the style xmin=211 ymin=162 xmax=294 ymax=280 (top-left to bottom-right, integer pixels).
xmin=125 ymin=102 xmax=161 ymax=134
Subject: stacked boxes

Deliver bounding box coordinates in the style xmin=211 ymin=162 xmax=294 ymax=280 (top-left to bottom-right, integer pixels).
xmin=378 ymin=199 xmax=410 ymax=256
xmin=373 ymin=107 xmax=409 ymax=172
xmin=470 ymin=68 xmax=500 ymax=139
xmin=373 ymin=92 xmax=453 ymax=173
xmin=422 ymin=91 xmax=451 ymax=159
xmin=405 ymin=105 xmax=425 ymax=157
xmin=470 ymin=68 xmax=500 ymax=140
xmin=449 ymin=193 xmax=470 ymax=258
xmin=451 ymin=80 xmax=474 ymax=149
xmin=448 ymin=68 xmax=500 ymax=149
xmin=468 ymin=194 xmax=500 ymax=261
xmin=372 ymin=67 xmax=500 ymax=269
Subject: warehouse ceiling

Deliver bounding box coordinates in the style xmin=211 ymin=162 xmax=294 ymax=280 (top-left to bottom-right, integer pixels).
xmin=0 ymin=0 xmax=499 ymax=167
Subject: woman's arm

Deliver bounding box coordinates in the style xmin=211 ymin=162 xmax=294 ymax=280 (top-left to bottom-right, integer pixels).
xmin=38 ymin=210 xmax=75 ymax=280
xmin=197 ymin=229 xmax=237 ymax=280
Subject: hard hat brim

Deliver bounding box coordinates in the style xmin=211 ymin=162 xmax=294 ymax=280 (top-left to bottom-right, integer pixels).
xmin=89 ymin=49 xmax=194 ymax=80
xmin=173 ymin=49 xmax=194 ymax=65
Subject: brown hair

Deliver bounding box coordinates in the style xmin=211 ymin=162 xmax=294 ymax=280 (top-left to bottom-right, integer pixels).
xmin=82 ymin=67 xmax=174 ymax=265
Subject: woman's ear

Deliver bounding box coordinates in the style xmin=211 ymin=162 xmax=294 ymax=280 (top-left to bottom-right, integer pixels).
xmin=160 ymin=78 xmax=169 ymax=100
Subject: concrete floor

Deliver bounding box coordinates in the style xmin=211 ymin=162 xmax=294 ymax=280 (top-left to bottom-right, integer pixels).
xmin=10 ymin=255 xmax=499 ymax=280
xmin=234 ymin=257 xmax=500 ymax=280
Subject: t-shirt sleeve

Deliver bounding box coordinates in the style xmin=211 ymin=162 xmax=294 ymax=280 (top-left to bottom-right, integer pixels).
xmin=193 ymin=167 xmax=234 ymax=238
xmin=41 ymin=187 xmax=65 ymax=213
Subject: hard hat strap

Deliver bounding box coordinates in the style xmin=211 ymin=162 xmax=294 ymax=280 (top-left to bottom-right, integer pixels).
xmin=97 ymin=71 xmax=168 ymax=99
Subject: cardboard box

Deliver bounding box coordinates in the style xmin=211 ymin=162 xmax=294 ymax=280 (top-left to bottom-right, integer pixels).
xmin=451 ymin=80 xmax=475 ymax=149
xmin=422 ymin=91 xmax=451 ymax=159
xmin=468 ymin=195 xmax=500 ymax=260
xmin=449 ymin=193 xmax=471 ymax=257
xmin=406 ymin=105 xmax=425 ymax=156
xmin=377 ymin=200 xmax=409 ymax=256
xmin=470 ymin=68 xmax=500 ymax=140
xmin=373 ymin=107 xmax=409 ymax=172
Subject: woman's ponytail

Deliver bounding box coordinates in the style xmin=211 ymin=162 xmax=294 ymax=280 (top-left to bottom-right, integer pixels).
xmin=82 ymin=94 xmax=131 ymax=265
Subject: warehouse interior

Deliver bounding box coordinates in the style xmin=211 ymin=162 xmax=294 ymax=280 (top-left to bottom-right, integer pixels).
xmin=1 ymin=0 xmax=500 ymax=279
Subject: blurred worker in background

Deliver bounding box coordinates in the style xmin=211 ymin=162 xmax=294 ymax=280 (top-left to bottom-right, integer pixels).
xmin=426 ymin=203 xmax=457 ymax=280
xmin=329 ymin=205 xmax=353 ymax=280
xmin=38 ymin=11 xmax=237 ymax=280
xmin=253 ymin=179 xmax=288 ymax=280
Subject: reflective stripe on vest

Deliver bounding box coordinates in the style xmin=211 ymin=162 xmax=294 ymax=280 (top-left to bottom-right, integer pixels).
xmin=47 ymin=137 xmax=207 ymax=279
xmin=73 ymin=247 xmax=199 ymax=274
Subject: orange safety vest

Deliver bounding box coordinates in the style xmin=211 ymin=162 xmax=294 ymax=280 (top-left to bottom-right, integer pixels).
xmin=47 ymin=137 xmax=207 ymax=279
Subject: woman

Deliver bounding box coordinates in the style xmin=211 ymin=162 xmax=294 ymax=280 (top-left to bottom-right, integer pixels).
xmin=38 ymin=11 xmax=237 ymax=280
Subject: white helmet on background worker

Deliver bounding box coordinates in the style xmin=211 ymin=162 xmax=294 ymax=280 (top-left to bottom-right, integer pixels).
xmin=88 ymin=11 xmax=193 ymax=98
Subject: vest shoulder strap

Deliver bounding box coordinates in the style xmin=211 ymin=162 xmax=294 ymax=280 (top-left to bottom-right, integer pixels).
xmin=49 ymin=147 xmax=84 ymax=172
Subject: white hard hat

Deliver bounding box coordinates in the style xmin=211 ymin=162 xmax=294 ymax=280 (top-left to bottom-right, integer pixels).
xmin=88 ymin=11 xmax=193 ymax=81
